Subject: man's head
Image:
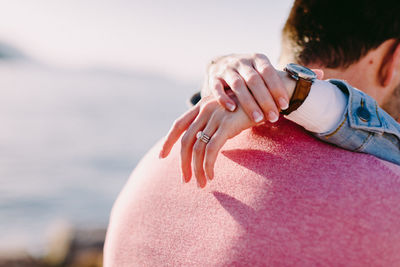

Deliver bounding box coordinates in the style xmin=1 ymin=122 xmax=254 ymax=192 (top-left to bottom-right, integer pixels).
xmin=279 ymin=0 xmax=400 ymax=118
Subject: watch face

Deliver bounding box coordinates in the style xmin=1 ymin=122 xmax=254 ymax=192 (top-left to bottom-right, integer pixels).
xmin=285 ymin=63 xmax=317 ymax=81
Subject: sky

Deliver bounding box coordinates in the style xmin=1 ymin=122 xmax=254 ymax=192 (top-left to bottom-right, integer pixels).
xmin=0 ymin=0 xmax=293 ymax=82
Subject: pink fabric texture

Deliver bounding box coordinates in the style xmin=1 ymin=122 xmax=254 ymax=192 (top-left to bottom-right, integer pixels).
xmin=104 ymin=119 xmax=400 ymax=266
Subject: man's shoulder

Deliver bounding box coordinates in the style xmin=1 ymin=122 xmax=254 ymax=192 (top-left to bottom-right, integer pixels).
xmin=241 ymin=119 xmax=398 ymax=178
xmin=104 ymin=119 xmax=400 ymax=266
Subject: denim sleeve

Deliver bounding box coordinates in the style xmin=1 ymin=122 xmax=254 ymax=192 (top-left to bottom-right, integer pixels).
xmin=314 ymin=79 xmax=400 ymax=165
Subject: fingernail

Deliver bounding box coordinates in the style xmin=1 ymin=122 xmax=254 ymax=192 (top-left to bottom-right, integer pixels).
xmin=268 ymin=111 xmax=279 ymax=123
xmin=253 ymin=111 xmax=264 ymax=123
xmin=226 ymin=102 xmax=236 ymax=112
xmin=278 ymin=97 xmax=289 ymax=110
xmin=197 ymin=180 xmax=206 ymax=189
xmin=158 ymin=150 xmax=164 ymax=159
xmin=181 ymin=174 xmax=186 ymax=184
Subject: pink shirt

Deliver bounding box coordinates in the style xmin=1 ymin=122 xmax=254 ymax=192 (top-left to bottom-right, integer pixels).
xmin=104 ymin=119 xmax=400 ymax=266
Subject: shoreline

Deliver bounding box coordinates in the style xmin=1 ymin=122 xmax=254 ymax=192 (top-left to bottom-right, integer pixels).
xmin=0 ymin=226 xmax=106 ymax=267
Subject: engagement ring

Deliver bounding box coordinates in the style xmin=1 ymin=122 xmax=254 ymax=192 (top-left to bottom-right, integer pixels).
xmin=196 ymin=131 xmax=211 ymax=144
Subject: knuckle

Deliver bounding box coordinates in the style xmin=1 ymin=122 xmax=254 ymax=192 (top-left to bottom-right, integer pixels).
xmin=180 ymin=134 xmax=190 ymax=147
xmin=238 ymin=94 xmax=253 ymax=106
xmin=259 ymin=100 xmax=276 ymax=112
xmin=258 ymin=98 xmax=272 ymax=108
xmin=231 ymin=60 xmax=241 ymax=69
xmin=259 ymin=64 xmax=273 ymax=76
xmin=220 ymin=119 xmax=232 ymax=129
xmin=193 ymin=143 xmax=203 ymax=154
xmin=238 ymin=58 xmax=250 ymax=65
xmin=172 ymin=119 xmax=184 ymax=131
xmin=216 ymin=95 xmax=225 ymax=104
xmin=204 ymin=158 xmax=213 ymax=171
xmin=205 ymin=142 xmax=215 ymax=154
xmin=230 ymin=77 xmax=244 ymax=89
xmin=253 ymin=53 xmax=266 ymax=60
xmin=201 ymin=100 xmax=217 ymax=113
xmin=223 ymin=66 xmax=235 ymax=74
xmin=212 ymin=80 xmax=223 ymax=92
xmin=268 ymin=85 xmax=281 ymax=94
xmin=246 ymin=73 xmax=260 ymax=86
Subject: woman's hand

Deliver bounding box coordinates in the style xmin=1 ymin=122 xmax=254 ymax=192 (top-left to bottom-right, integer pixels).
xmin=206 ymin=53 xmax=290 ymax=123
xmin=159 ymin=96 xmax=257 ymax=188
xmin=158 ymin=54 xmax=324 ymax=188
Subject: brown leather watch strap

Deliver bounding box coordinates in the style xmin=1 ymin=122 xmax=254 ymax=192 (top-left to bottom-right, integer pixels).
xmin=281 ymin=78 xmax=312 ymax=115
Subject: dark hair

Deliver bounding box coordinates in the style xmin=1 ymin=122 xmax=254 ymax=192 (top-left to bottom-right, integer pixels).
xmin=283 ymin=0 xmax=400 ymax=68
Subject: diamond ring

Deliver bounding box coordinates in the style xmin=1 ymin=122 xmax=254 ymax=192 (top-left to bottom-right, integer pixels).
xmin=196 ymin=131 xmax=211 ymax=144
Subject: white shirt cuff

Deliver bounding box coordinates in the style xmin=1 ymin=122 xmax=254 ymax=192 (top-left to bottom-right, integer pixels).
xmin=285 ymin=79 xmax=347 ymax=134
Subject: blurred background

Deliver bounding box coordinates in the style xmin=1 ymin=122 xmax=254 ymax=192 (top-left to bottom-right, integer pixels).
xmin=0 ymin=0 xmax=292 ymax=265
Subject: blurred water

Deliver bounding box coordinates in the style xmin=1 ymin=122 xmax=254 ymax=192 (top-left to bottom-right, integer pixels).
xmin=0 ymin=61 xmax=193 ymax=254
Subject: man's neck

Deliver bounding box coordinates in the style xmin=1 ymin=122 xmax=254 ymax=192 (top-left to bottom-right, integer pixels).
xmin=381 ymin=84 xmax=400 ymax=121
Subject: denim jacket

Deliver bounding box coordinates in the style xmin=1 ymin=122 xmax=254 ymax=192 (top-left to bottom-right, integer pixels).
xmin=314 ymin=79 xmax=400 ymax=165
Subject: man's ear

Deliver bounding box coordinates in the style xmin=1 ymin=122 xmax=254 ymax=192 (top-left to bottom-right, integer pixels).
xmin=311 ymin=69 xmax=324 ymax=80
xmin=380 ymin=39 xmax=400 ymax=88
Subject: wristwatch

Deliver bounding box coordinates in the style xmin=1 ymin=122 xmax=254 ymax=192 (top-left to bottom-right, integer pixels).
xmin=281 ymin=63 xmax=317 ymax=115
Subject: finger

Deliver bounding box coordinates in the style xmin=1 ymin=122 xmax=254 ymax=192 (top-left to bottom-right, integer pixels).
xmin=253 ymin=54 xmax=289 ymax=112
xmin=159 ymin=105 xmax=200 ymax=158
xmin=192 ymin=112 xmax=221 ymax=187
xmin=180 ymin=101 xmax=218 ymax=183
xmin=210 ymin=77 xmax=236 ymax=112
xmin=223 ymin=68 xmax=265 ymax=123
xmin=203 ymin=127 xmax=229 ymax=181
xmin=236 ymin=64 xmax=280 ymax=123
xmin=312 ymin=69 xmax=324 ymax=80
